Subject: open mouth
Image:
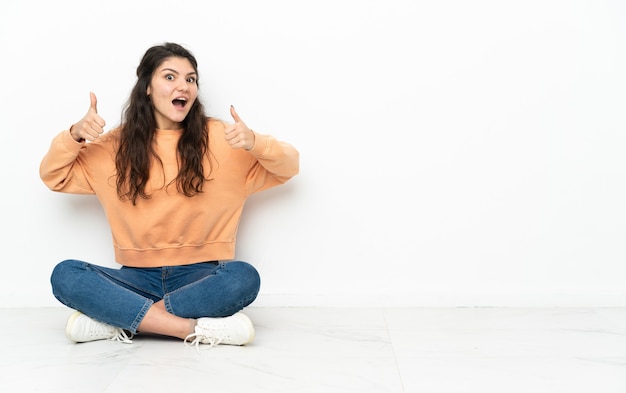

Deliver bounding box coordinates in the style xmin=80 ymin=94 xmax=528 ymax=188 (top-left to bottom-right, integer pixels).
xmin=172 ymin=98 xmax=188 ymax=109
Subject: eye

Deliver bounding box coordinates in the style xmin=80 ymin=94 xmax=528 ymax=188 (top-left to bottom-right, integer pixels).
xmin=165 ymin=74 xmax=175 ymax=81
xmin=187 ymin=76 xmax=196 ymax=83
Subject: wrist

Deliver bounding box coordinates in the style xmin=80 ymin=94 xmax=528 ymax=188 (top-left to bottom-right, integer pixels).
xmin=245 ymin=130 xmax=256 ymax=151
xmin=69 ymin=126 xmax=84 ymax=143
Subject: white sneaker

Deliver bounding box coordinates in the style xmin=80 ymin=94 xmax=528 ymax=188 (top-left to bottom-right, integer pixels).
xmin=65 ymin=311 xmax=133 ymax=344
xmin=184 ymin=312 xmax=255 ymax=348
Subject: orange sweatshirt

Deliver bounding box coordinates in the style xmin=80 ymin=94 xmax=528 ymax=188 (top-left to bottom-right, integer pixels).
xmin=40 ymin=119 xmax=299 ymax=267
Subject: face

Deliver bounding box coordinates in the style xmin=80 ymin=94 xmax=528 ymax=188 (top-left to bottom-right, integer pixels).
xmin=147 ymin=57 xmax=198 ymax=129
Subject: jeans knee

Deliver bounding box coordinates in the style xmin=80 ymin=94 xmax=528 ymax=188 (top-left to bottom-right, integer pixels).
xmin=237 ymin=261 xmax=261 ymax=293
xmin=51 ymin=259 xmax=79 ymax=282
xmin=226 ymin=261 xmax=261 ymax=299
xmin=50 ymin=259 xmax=84 ymax=297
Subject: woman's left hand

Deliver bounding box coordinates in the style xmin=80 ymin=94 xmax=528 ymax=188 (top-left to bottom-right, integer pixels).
xmin=224 ymin=106 xmax=256 ymax=151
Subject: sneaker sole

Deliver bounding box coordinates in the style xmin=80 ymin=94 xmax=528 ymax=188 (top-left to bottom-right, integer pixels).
xmin=233 ymin=312 xmax=255 ymax=345
xmin=65 ymin=310 xmax=84 ymax=342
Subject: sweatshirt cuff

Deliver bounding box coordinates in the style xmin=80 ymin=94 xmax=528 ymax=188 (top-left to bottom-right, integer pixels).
xmin=62 ymin=129 xmax=85 ymax=151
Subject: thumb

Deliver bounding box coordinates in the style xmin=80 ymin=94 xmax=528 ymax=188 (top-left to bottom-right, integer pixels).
xmin=230 ymin=105 xmax=242 ymax=123
xmin=89 ymin=92 xmax=98 ymax=113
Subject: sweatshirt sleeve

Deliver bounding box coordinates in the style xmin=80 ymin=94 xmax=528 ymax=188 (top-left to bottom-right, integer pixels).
xmin=39 ymin=130 xmax=95 ymax=194
xmin=244 ymin=132 xmax=300 ymax=194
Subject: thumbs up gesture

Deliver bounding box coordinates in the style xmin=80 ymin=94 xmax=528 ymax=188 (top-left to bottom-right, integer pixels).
xmin=224 ymin=105 xmax=256 ymax=151
xmin=69 ymin=92 xmax=106 ymax=142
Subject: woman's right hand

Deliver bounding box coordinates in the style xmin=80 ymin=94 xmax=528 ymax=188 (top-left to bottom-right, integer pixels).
xmin=69 ymin=92 xmax=106 ymax=142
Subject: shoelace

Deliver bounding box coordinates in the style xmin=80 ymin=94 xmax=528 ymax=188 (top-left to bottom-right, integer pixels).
xmin=109 ymin=329 xmax=134 ymax=344
xmin=184 ymin=332 xmax=222 ymax=350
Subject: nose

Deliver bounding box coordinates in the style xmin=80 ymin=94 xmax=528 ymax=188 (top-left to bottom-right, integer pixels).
xmin=176 ymin=79 xmax=189 ymax=92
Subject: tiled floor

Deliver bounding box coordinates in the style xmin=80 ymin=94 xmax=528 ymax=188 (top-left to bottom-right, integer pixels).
xmin=1 ymin=307 xmax=625 ymax=392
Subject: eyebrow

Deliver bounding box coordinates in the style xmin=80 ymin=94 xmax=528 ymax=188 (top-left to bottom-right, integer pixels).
xmin=160 ymin=68 xmax=197 ymax=76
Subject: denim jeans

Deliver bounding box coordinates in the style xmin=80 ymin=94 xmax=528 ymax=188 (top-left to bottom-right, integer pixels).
xmin=50 ymin=260 xmax=261 ymax=333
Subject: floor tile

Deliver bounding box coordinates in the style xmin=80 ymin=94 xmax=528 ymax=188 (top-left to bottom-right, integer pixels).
xmin=1 ymin=307 xmax=624 ymax=393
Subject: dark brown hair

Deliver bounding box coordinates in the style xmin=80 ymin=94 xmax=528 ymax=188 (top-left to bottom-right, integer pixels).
xmin=116 ymin=42 xmax=211 ymax=205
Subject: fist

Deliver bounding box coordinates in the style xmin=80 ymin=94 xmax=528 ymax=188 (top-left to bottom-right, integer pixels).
xmin=224 ymin=105 xmax=255 ymax=150
xmin=70 ymin=92 xmax=106 ymax=142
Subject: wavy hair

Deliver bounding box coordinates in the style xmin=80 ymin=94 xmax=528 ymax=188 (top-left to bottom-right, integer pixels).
xmin=116 ymin=42 xmax=211 ymax=205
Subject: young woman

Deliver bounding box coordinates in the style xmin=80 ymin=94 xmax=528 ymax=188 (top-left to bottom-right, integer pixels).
xmin=39 ymin=42 xmax=299 ymax=347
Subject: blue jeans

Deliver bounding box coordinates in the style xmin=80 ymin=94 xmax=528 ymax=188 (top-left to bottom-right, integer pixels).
xmin=50 ymin=260 xmax=261 ymax=334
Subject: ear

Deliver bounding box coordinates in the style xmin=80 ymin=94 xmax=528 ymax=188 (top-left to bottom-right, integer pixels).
xmin=146 ymin=85 xmax=151 ymax=96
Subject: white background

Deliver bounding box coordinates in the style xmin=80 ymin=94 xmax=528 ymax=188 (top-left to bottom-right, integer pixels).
xmin=1 ymin=0 xmax=625 ymax=307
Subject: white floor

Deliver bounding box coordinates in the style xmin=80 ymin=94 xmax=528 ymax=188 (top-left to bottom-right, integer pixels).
xmin=1 ymin=307 xmax=625 ymax=393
